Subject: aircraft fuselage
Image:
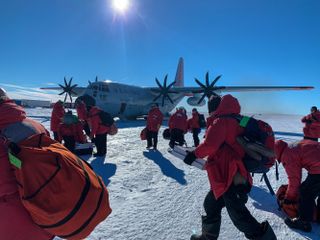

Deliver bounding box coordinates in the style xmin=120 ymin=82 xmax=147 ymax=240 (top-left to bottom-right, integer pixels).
xmin=81 ymin=81 xmax=185 ymax=119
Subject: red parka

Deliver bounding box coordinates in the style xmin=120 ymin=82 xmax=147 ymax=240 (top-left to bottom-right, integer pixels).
xmin=168 ymin=110 xmax=188 ymax=132
xmin=87 ymin=106 xmax=110 ymax=138
xmin=0 ymin=100 xmax=53 ymax=239
xmin=187 ymin=112 xmax=200 ymax=130
xmin=58 ymin=122 xmax=86 ymax=143
xmin=50 ymin=101 xmax=65 ymax=132
xmin=146 ymin=107 xmax=163 ymax=132
xmin=301 ymin=111 xmax=320 ymax=138
xmin=76 ymin=101 xmax=88 ymax=121
xmin=206 ymin=114 xmax=216 ymax=129
xmin=194 ymin=94 xmax=251 ymax=199
xmin=275 ymin=139 xmax=320 ymax=201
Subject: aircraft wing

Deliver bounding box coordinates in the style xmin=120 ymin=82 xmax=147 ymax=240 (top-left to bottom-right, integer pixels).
xmin=40 ymin=87 xmax=87 ymax=95
xmin=147 ymin=86 xmax=313 ymax=95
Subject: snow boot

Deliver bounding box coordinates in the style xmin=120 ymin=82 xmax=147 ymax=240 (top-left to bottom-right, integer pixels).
xmin=284 ymin=217 xmax=312 ymax=232
xmin=258 ymin=221 xmax=277 ymax=240
xmin=190 ymin=222 xmax=219 ymax=240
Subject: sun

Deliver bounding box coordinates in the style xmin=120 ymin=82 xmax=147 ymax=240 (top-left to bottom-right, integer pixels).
xmin=112 ymin=0 xmax=130 ymax=13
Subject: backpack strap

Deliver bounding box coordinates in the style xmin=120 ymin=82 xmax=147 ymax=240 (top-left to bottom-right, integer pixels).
xmin=260 ymin=173 xmax=275 ymax=195
xmin=275 ymin=161 xmax=279 ymax=181
xmin=239 ymin=116 xmax=250 ymax=127
xmin=218 ymin=114 xmax=243 ymax=122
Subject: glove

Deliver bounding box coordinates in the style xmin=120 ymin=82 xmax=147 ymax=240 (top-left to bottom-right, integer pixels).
xmin=184 ymin=151 xmax=196 ymax=165
xmin=91 ymin=137 xmax=96 ymax=143
xmin=279 ymin=198 xmax=297 ymax=207
xmin=305 ymin=120 xmax=312 ymax=124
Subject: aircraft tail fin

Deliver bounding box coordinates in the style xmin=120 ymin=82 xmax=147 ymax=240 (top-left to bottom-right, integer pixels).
xmin=174 ymin=57 xmax=184 ymax=87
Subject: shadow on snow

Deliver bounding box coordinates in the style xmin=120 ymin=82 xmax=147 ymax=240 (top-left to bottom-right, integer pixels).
xmin=81 ymin=155 xmax=117 ymax=187
xmin=143 ymin=150 xmax=187 ymax=185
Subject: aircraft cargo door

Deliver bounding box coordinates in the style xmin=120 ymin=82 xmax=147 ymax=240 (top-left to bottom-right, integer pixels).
xmin=119 ymin=103 xmax=127 ymax=114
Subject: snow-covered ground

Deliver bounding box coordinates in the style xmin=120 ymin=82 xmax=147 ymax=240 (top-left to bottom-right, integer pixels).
xmin=26 ymin=109 xmax=320 ymax=240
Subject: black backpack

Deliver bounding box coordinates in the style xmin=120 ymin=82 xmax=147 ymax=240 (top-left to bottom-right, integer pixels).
xmin=99 ymin=111 xmax=114 ymax=127
xmin=198 ymin=114 xmax=206 ymax=128
xmin=220 ymin=114 xmax=278 ymax=195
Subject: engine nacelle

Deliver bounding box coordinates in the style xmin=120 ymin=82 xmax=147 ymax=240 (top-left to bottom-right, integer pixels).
xmin=187 ymin=97 xmax=206 ymax=107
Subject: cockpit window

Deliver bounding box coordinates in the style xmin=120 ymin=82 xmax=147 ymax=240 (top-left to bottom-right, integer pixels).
xmin=101 ymin=85 xmax=109 ymax=92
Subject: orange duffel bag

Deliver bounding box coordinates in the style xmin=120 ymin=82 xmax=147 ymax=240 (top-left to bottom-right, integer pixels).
xmin=276 ymin=184 xmax=318 ymax=222
xmin=8 ymin=133 xmax=112 ymax=240
xmin=140 ymin=128 xmax=147 ymax=140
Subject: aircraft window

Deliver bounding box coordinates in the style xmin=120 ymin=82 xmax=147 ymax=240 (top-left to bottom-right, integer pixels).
xmin=93 ymin=85 xmax=98 ymax=90
xmin=101 ymin=85 xmax=109 ymax=92
xmin=93 ymin=91 xmax=97 ymax=97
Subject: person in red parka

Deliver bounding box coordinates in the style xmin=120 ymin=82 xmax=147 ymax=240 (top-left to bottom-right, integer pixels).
xmin=168 ymin=106 xmax=188 ymax=148
xmin=275 ymin=139 xmax=320 ymax=232
xmin=75 ymin=99 xmax=91 ymax=136
xmin=58 ymin=111 xmax=86 ymax=152
xmin=87 ymin=105 xmax=115 ymax=157
xmin=187 ymin=108 xmax=201 ymax=147
xmin=301 ymin=106 xmax=320 ymax=141
xmin=50 ymin=100 xmax=65 ymax=142
xmin=146 ymin=103 xmax=163 ymax=150
xmin=183 ymin=94 xmax=276 ymax=240
xmin=0 ymin=88 xmax=53 ymax=240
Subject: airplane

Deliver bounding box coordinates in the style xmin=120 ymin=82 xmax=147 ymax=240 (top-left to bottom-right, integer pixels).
xmin=41 ymin=57 xmax=314 ymax=119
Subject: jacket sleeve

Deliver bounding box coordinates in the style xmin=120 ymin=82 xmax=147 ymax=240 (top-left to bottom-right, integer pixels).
xmin=168 ymin=115 xmax=173 ymax=129
xmin=194 ymin=119 xmax=226 ymax=159
xmin=90 ymin=115 xmax=100 ymax=138
xmin=57 ymin=124 xmax=63 ymax=142
xmin=283 ymin=154 xmax=302 ymax=201
xmin=77 ymin=124 xmax=86 ymax=143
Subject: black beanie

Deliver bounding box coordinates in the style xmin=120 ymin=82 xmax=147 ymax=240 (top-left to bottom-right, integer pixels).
xmin=208 ymin=95 xmax=221 ymax=113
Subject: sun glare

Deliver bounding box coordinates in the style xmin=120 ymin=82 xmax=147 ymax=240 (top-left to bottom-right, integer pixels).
xmin=112 ymin=0 xmax=130 ymax=13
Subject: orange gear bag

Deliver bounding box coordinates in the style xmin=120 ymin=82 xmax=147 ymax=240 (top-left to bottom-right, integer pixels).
xmin=276 ymin=184 xmax=318 ymax=221
xmin=140 ymin=128 xmax=147 ymax=140
xmin=8 ymin=133 xmax=112 ymax=240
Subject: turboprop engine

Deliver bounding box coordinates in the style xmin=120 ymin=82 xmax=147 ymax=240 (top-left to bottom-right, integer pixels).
xmin=187 ymin=96 xmax=206 ymax=107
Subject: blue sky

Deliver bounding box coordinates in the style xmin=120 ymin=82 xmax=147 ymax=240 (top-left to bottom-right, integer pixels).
xmin=0 ymin=0 xmax=319 ymax=114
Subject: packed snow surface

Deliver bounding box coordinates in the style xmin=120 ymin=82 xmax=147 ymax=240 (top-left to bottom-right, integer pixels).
xmin=26 ymin=109 xmax=319 ymax=240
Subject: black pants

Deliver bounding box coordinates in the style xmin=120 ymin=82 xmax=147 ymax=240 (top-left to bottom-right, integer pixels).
xmin=299 ymin=174 xmax=320 ymax=221
xmin=95 ymin=133 xmax=107 ymax=155
xmin=169 ymin=128 xmax=185 ymax=148
xmin=53 ymin=132 xmax=60 ymax=142
xmin=63 ymin=135 xmax=76 ymax=152
xmin=146 ymin=130 xmax=158 ymax=149
xmin=83 ymin=121 xmax=91 ymax=136
xmin=201 ymin=185 xmax=262 ymax=239
xmin=192 ymin=128 xmax=201 ymax=147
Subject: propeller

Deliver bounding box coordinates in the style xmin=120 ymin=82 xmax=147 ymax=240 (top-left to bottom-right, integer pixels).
xmin=88 ymin=76 xmax=99 ymax=86
xmin=195 ymin=72 xmax=223 ymax=104
xmin=153 ymin=74 xmax=177 ymax=106
xmin=58 ymin=77 xmax=78 ymax=103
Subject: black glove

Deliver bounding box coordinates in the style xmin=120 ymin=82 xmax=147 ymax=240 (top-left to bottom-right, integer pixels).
xmin=305 ymin=120 xmax=312 ymax=124
xmin=278 ymin=198 xmax=297 ymax=208
xmin=184 ymin=151 xmax=196 ymax=165
xmin=91 ymin=137 xmax=96 ymax=143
